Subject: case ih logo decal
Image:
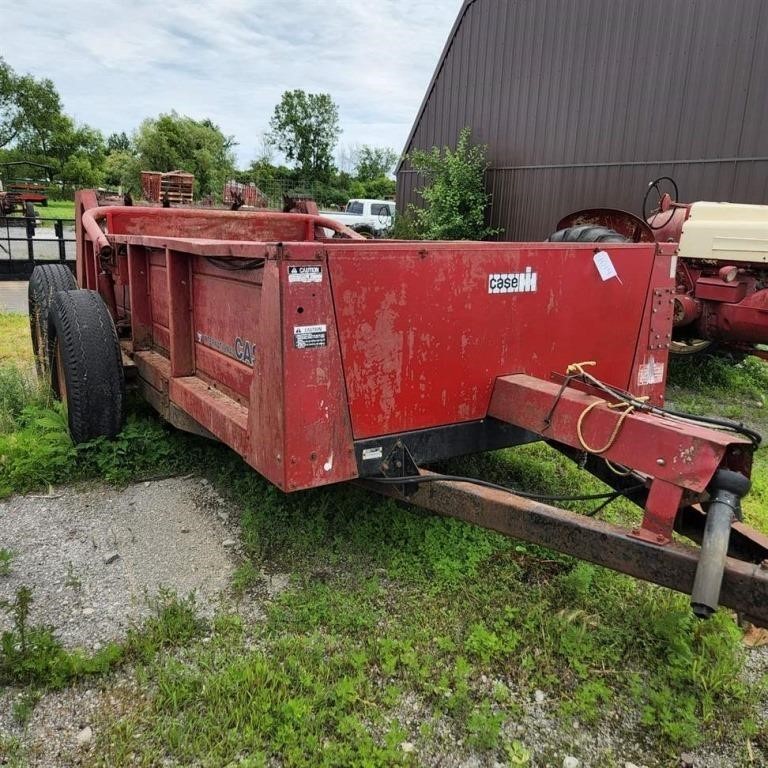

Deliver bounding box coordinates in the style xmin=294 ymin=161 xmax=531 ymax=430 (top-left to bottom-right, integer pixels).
xmin=234 ymin=337 xmax=256 ymax=365
xmin=488 ymin=267 xmax=538 ymax=294
xmin=196 ymin=331 xmax=255 ymax=366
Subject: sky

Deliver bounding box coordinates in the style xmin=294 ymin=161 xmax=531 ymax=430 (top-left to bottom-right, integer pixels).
xmin=0 ymin=0 xmax=462 ymax=167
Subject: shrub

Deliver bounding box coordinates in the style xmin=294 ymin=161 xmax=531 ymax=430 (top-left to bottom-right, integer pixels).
xmin=406 ymin=127 xmax=500 ymax=240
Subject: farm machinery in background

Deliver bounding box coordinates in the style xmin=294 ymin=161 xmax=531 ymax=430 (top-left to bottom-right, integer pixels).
xmin=550 ymin=176 xmax=768 ymax=358
xmin=0 ymin=161 xmax=52 ymax=216
xmin=23 ymin=189 xmax=768 ymax=632
xmin=140 ymin=170 xmax=195 ymax=206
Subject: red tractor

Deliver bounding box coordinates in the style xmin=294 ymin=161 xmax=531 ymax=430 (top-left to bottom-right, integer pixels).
xmin=551 ymin=177 xmax=768 ymax=358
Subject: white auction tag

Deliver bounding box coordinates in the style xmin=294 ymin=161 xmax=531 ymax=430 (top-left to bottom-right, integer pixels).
xmin=593 ymin=250 xmax=621 ymax=284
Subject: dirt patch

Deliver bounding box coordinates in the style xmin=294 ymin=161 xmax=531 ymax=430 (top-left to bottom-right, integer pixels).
xmin=0 ymin=476 xmax=239 ymax=651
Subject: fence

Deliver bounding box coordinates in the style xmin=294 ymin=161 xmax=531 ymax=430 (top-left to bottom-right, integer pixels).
xmin=0 ymin=215 xmax=76 ymax=279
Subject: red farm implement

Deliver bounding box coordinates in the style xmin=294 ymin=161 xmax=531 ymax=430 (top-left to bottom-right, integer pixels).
xmin=0 ymin=162 xmax=52 ymax=215
xmin=27 ymin=189 xmax=768 ymax=627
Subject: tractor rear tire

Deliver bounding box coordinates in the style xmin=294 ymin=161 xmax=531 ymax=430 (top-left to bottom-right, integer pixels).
xmin=48 ymin=289 xmax=125 ymax=443
xmin=548 ymin=225 xmax=629 ymax=243
xmin=28 ymin=263 xmax=77 ymax=376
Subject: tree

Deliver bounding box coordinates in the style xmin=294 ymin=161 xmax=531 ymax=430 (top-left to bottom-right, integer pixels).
xmin=0 ymin=58 xmax=63 ymax=152
xmin=0 ymin=58 xmax=18 ymax=148
xmin=407 ymin=128 xmax=500 ymax=240
xmin=134 ymin=112 xmax=236 ymax=196
xmin=103 ymin=149 xmax=140 ymax=190
xmin=107 ymin=131 xmax=131 ymax=152
xmin=354 ymin=145 xmax=398 ymax=182
xmin=268 ymin=90 xmax=340 ymax=180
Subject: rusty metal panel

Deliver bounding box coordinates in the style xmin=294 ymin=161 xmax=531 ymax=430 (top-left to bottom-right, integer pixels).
xmin=326 ymin=240 xmax=666 ymax=439
xmin=398 ymin=0 xmax=768 ymax=240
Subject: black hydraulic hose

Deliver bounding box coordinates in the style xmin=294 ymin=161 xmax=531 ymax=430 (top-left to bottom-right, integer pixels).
xmin=370 ymin=472 xmax=645 ymax=504
xmin=660 ymin=406 xmax=762 ymax=448
xmin=575 ymin=373 xmax=762 ymax=447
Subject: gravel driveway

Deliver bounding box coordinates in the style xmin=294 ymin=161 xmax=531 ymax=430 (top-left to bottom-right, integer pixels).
xmin=0 ymin=476 xmax=239 ymax=651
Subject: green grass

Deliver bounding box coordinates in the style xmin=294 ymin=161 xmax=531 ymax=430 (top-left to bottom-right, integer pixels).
xmin=0 ymin=586 xmax=123 ymax=689
xmin=0 ymin=549 xmax=15 ymax=577
xmin=1 ymin=584 xmax=205 ymax=693
xmin=37 ymin=199 xmax=75 ymax=226
xmin=667 ymin=352 xmax=768 ymax=426
xmin=0 ymin=313 xmax=33 ymax=368
xmin=86 ymin=478 xmax=757 ymax=764
xmin=1 ymin=316 xmax=767 ymax=764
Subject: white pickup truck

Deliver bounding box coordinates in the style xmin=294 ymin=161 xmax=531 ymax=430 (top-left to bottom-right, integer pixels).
xmin=320 ymin=199 xmax=396 ymax=237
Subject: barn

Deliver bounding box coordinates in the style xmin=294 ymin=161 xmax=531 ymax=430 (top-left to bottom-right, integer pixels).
xmin=396 ymin=0 xmax=768 ymax=240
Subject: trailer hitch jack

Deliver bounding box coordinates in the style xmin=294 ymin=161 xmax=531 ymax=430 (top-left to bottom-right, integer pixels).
xmin=691 ymin=469 xmax=751 ymax=619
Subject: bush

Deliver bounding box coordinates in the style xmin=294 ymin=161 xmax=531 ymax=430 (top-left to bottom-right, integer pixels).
xmin=406 ymin=127 xmax=500 ymax=240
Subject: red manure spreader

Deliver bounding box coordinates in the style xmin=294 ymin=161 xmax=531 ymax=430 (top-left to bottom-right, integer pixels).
xmin=27 ymin=189 xmax=768 ymax=627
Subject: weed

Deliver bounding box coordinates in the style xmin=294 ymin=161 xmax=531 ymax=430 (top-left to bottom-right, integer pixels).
xmin=0 ymin=364 xmax=50 ymax=433
xmin=504 ymin=740 xmax=532 ymax=765
xmin=231 ymin=560 xmax=262 ymax=595
xmin=666 ymin=353 xmax=768 ymax=426
xmin=0 ymin=586 xmax=204 ymax=690
xmin=465 ymin=622 xmax=505 ymax=665
xmin=466 ymin=702 xmax=504 ymax=750
xmin=0 ymin=401 xmax=209 ymax=499
xmin=64 ymin=561 xmax=81 ymax=590
xmin=668 ymin=352 xmax=768 ymax=393
xmin=0 ymin=735 xmax=26 ymax=767
xmin=125 ymin=589 xmax=206 ymax=664
xmin=12 ymin=688 xmax=41 ymax=725
xmin=0 ymin=586 xmax=122 ymax=688
xmin=0 ymin=548 xmax=15 ymax=576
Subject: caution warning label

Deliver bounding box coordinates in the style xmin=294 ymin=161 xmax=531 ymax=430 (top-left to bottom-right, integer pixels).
xmin=294 ymin=324 xmax=327 ymax=349
xmin=288 ymin=265 xmax=323 ymax=283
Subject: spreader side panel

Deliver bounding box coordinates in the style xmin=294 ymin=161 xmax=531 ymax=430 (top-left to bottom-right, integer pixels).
xmin=328 ymin=242 xmax=669 ymax=440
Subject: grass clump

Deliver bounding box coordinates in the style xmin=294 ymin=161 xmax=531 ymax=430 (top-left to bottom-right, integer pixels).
xmin=0 ymin=549 xmax=16 ymax=577
xmin=0 ymin=586 xmax=122 ymax=689
xmin=0 ymin=400 xmax=211 ymax=498
xmin=0 ymin=586 xmax=205 ymax=694
xmin=0 ymin=366 xmax=51 ymax=433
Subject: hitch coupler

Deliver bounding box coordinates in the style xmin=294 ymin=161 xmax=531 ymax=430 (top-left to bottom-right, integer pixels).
xmin=691 ymin=469 xmax=751 ymax=619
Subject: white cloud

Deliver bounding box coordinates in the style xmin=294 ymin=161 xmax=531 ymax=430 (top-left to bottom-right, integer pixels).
xmin=0 ymin=0 xmax=461 ymax=165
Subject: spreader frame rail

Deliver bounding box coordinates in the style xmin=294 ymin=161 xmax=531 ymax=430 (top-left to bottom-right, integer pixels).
xmin=362 ymin=473 xmax=768 ymax=626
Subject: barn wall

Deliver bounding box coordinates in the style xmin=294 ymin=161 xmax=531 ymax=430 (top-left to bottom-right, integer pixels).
xmin=397 ymin=0 xmax=768 ymax=240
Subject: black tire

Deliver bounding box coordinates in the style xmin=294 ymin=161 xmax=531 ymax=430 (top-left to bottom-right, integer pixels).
xmin=28 ymin=264 xmax=77 ymax=376
xmin=548 ymin=225 xmax=629 ymax=243
xmin=48 ymin=290 xmax=125 ymax=443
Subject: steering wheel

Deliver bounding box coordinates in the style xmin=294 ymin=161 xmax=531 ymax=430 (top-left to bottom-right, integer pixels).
xmin=378 ymin=205 xmax=391 ymax=227
xmin=643 ymin=176 xmax=679 ymax=230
